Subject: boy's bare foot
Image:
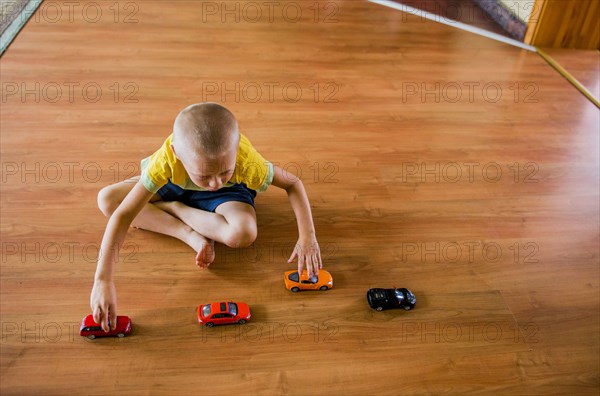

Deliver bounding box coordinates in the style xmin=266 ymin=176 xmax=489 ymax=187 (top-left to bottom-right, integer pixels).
xmin=154 ymin=201 xmax=215 ymax=268
xmin=188 ymin=231 xmax=215 ymax=269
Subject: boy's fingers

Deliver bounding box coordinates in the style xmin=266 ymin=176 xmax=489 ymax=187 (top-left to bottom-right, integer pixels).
xmin=288 ymin=249 xmax=297 ymax=263
xmin=304 ymin=255 xmax=312 ymax=277
xmin=298 ymin=254 xmax=305 ymax=275
xmin=102 ymin=305 xmax=110 ymax=332
xmin=92 ymin=307 xmax=102 ymax=324
xmin=109 ymin=305 xmax=117 ymax=330
xmin=312 ymin=253 xmax=320 ymax=274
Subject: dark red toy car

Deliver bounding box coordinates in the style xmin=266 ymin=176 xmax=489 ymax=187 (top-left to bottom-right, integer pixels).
xmin=197 ymin=301 xmax=251 ymax=327
xmin=79 ymin=314 xmax=132 ymax=339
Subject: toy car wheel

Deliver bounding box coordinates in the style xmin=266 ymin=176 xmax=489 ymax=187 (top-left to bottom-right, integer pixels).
xmin=87 ymin=334 xmax=96 ymax=339
xmin=238 ymin=319 xmax=246 ymax=324
xmin=320 ymin=286 xmax=328 ymax=291
xmin=291 ymin=287 xmax=300 ymax=293
xmin=117 ymin=333 xmax=125 ymax=338
xmin=375 ymin=306 xmax=383 ymax=311
xmin=206 ymin=322 xmax=214 ymax=327
xmin=404 ymin=306 xmax=412 ymax=311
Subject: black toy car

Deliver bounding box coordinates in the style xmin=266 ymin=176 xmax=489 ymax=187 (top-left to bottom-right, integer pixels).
xmin=367 ymin=288 xmax=416 ymax=311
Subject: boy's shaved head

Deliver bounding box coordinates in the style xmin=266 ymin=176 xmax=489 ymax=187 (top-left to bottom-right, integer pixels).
xmin=173 ymin=102 xmax=240 ymax=160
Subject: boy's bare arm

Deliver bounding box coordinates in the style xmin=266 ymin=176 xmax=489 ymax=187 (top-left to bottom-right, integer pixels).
xmin=91 ymin=180 xmax=153 ymax=331
xmin=271 ymin=165 xmax=322 ymax=277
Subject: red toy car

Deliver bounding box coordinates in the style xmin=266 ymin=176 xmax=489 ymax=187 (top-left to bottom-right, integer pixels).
xmin=79 ymin=314 xmax=132 ymax=339
xmin=197 ymin=301 xmax=251 ymax=327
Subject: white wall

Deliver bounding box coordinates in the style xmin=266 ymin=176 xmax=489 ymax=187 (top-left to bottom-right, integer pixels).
xmin=499 ymin=0 xmax=535 ymax=23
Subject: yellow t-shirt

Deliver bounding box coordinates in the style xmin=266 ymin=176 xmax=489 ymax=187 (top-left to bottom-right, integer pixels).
xmin=140 ymin=133 xmax=274 ymax=194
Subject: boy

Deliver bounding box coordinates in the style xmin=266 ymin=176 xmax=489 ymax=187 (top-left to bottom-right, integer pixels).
xmin=91 ymin=103 xmax=322 ymax=332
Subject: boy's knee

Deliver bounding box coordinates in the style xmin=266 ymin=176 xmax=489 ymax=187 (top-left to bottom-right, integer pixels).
xmin=97 ymin=185 xmax=121 ymax=217
xmin=224 ymin=223 xmax=257 ymax=248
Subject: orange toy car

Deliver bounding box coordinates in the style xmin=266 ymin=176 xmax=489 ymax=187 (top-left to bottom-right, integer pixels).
xmin=284 ymin=270 xmax=333 ymax=292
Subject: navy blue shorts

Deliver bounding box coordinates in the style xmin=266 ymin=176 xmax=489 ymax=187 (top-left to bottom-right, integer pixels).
xmin=157 ymin=182 xmax=257 ymax=213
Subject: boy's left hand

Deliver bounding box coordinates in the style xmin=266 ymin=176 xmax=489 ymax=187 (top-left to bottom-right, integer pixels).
xmin=288 ymin=236 xmax=322 ymax=278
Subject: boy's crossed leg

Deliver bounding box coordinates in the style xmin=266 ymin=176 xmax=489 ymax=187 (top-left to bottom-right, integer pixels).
xmin=97 ymin=177 xmax=258 ymax=268
xmin=153 ymin=200 xmax=257 ymax=249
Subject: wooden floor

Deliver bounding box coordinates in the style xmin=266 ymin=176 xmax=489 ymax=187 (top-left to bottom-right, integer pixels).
xmin=543 ymin=48 xmax=600 ymax=101
xmin=1 ymin=1 xmax=599 ymax=395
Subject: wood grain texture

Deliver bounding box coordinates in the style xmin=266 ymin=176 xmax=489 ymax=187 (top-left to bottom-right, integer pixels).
xmin=525 ymin=0 xmax=600 ymax=49
xmin=542 ymin=48 xmax=600 ymax=100
xmin=1 ymin=0 xmax=599 ymax=395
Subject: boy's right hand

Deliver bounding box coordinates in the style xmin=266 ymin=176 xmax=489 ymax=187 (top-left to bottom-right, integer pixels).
xmin=90 ymin=280 xmax=117 ymax=332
